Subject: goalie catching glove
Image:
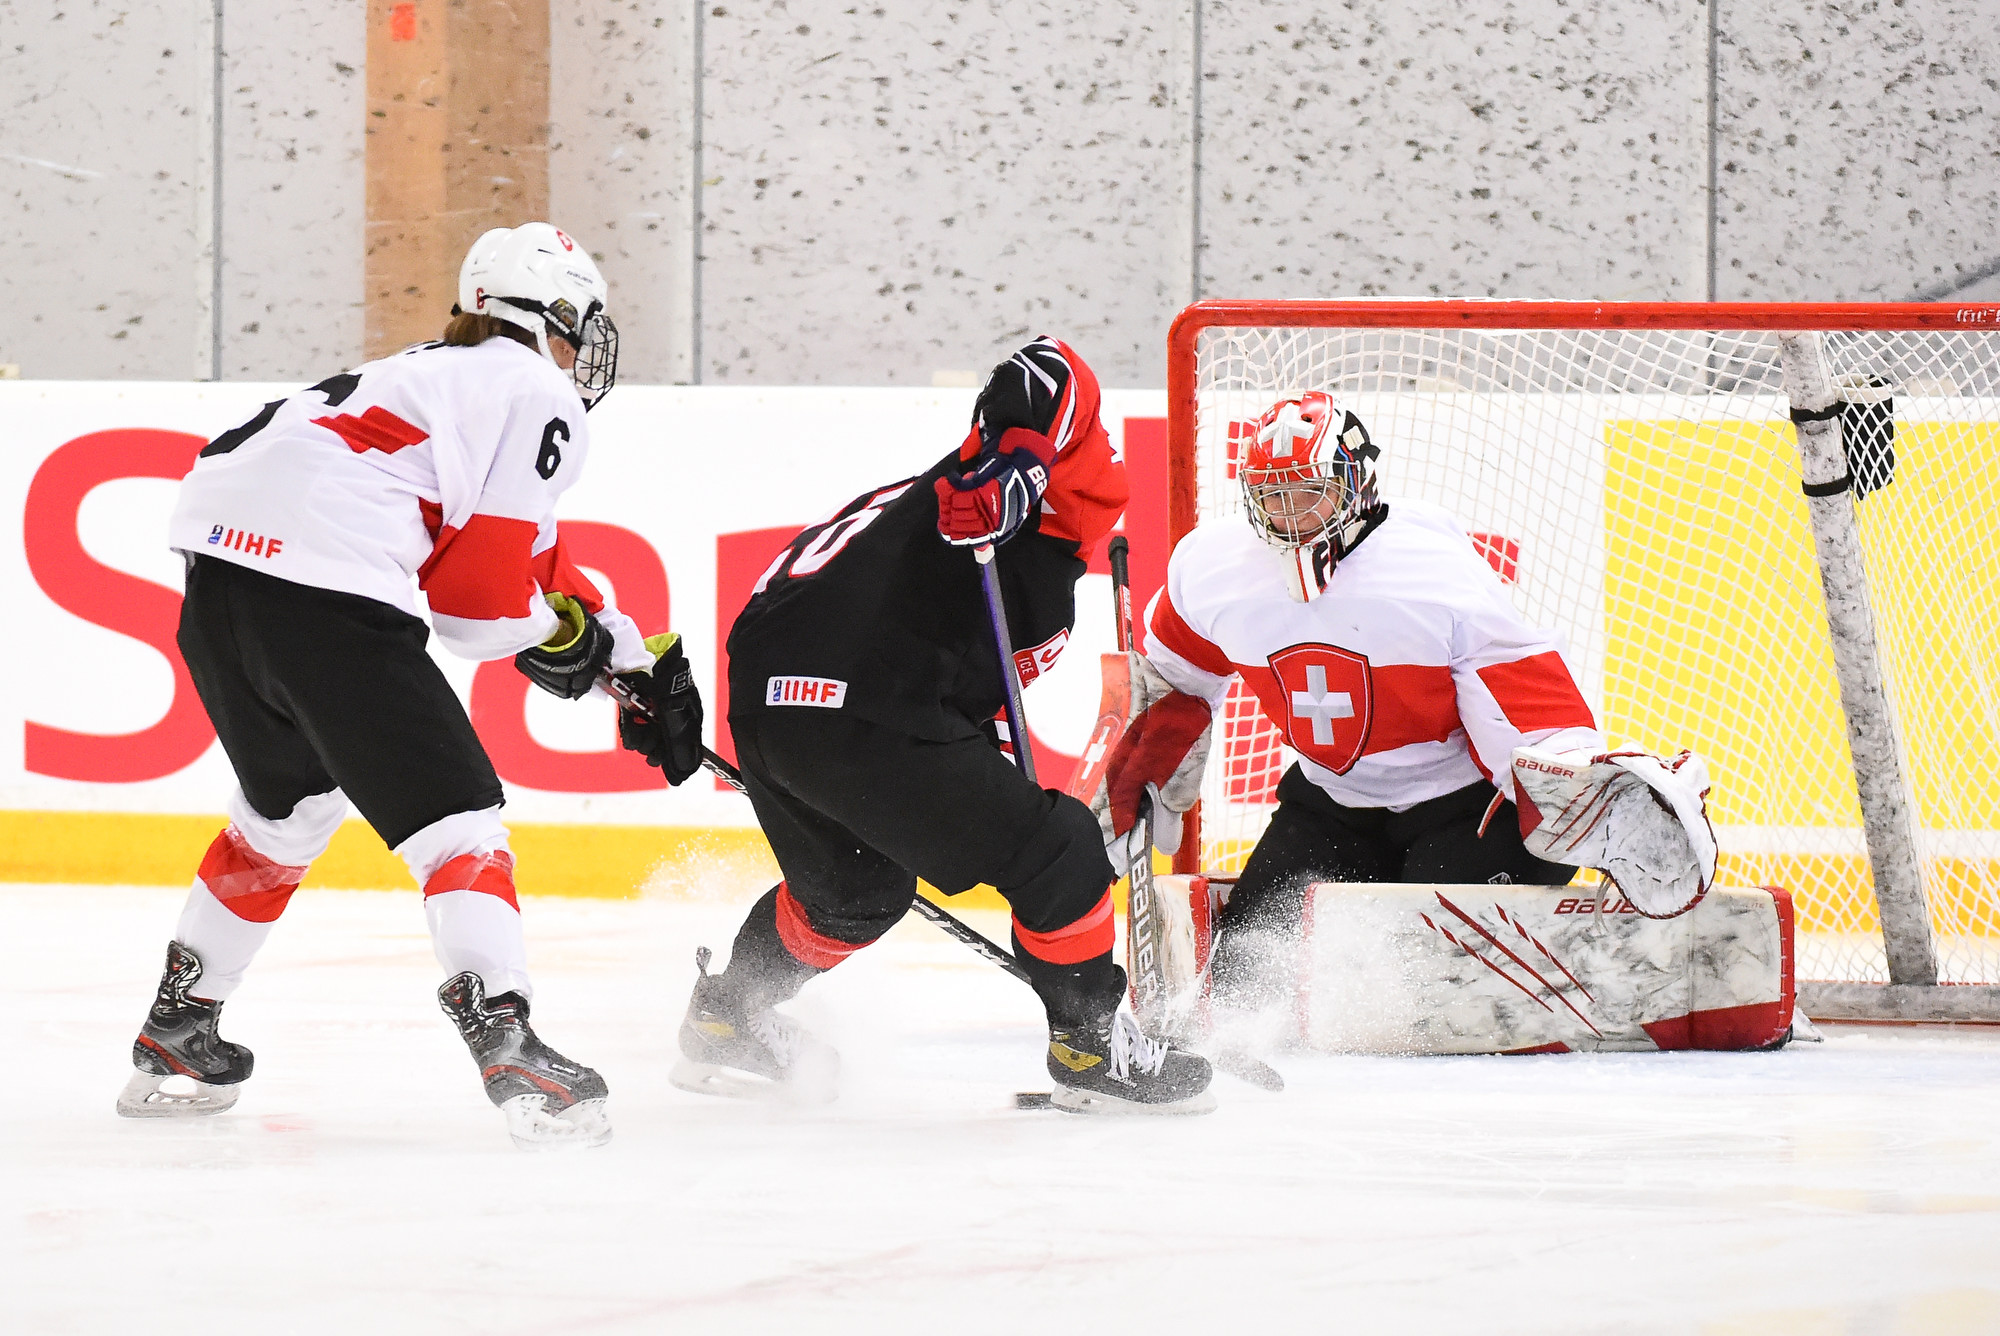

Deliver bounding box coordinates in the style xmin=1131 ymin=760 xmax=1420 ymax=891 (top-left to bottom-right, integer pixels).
xmin=615 ymin=633 xmax=705 ymax=786
xmin=1086 ymin=654 xmax=1214 ymax=877
xmin=1509 ymin=744 xmax=1719 ymax=919
xmin=515 ymin=592 xmax=614 ymax=700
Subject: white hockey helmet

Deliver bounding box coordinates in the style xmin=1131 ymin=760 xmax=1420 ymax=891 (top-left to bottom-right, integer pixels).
xmin=1240 ymin=391 xmax=1383 ymax=558
xmin=458 ymin=223 xmax=619 ymax=408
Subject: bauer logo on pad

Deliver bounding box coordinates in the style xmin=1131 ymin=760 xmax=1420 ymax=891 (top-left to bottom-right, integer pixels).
xmin=767 ymin=675 xmax=848 ymax=708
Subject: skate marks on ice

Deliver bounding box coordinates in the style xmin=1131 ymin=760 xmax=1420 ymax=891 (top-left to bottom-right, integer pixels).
xmin=12 ymin=885 xmax=2000 ymax=1336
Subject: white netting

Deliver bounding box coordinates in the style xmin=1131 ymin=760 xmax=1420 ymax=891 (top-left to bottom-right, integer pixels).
xmin=1185 ymin=319 xmax=2000 ymax=985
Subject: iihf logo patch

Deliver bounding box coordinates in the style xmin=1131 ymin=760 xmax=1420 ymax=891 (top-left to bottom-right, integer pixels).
xmin=767 ymin=676 xmax=847 ymax=708
xmin=208 ymin=523 xmax=284 ymax=559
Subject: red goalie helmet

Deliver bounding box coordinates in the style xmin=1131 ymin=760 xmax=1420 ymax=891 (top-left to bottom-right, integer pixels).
xmin=1240 ymin=392 xmax=1383 ymax=558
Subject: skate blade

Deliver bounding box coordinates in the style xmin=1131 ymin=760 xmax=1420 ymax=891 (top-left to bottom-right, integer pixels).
xmin=499 ymin=1093 xmax=613 ymax=1151
xmin=669 ymin=1057 xmax=836 ymax=1106
xmin=115 ymin=1070 xmax=242 ymax=1119
xmin=1049 ymin=1084 xmax=1218 ymax=1117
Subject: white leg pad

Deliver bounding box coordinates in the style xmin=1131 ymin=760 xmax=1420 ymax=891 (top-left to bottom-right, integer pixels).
xmin=228 ymin=786 xmax=348 ymax=865
xmin=1296 ymin=881 xmax=1795 ymax=1054
xmin=171 ymin=882 xmax=277 ymax=1002
xmin=423 ymin=890 xmax=532 ymax=1000
xmin=166 ymin=789 xmax=350 ymax=1002
xmin=394 ymin=806 xmax=510 ymax=887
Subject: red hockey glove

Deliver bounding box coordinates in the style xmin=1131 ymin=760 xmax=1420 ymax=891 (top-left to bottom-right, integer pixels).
xmin=934 ymin=427 xmax=1056 ymax=547
xmin=1086 ymin=655 xmax=1214 ymax=876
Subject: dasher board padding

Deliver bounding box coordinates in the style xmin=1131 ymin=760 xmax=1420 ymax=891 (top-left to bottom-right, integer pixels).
xmin=1300 ymin=883 xmax=1796 ymax=1055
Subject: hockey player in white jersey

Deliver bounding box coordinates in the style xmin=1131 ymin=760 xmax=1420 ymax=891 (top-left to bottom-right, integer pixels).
xmin=1090 ymin=392 xmax=1716 ymax=1016
xmin=116 ymin=223 xmax=705 ymax=1149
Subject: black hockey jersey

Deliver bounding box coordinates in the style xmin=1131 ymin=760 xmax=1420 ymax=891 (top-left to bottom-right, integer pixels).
xmin=728 ymin=414 xmax=1126 ymax=744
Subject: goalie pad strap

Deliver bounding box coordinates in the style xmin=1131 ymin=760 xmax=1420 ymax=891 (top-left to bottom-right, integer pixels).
xmin=1802 ymin=474 xmax=1853 ymax=497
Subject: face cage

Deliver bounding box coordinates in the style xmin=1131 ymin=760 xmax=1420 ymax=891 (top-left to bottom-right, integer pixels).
xmin=1240 ymin=457 xmax=1366 ymax=552
xmin=572 ymin=312 xmax=619 ymax=409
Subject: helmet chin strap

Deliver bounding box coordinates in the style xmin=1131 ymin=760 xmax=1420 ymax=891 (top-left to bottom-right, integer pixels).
xmin=486 ymin=297 xmax=561 ymax=366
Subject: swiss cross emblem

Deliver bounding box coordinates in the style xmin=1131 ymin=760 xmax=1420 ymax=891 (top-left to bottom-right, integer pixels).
xmin=1269 ymin=643 xmax=1373 ymax=774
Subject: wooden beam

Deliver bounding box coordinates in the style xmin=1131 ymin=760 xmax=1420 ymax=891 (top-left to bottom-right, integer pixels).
xmin=365 ymin=0 xmax=549 ymax=359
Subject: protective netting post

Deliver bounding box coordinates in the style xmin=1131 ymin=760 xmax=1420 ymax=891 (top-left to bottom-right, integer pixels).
xmin=1779 ymin=332 xmax=1939 ymax=987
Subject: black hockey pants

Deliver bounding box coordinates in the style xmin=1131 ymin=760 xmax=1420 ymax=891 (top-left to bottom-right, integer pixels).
xmin=719 ymin=709 xmax=1121 ymax=1022
xmin=177 ymin=554 xmax=504 ymax=848
xmin=1211 ymin=764 xmax=1572 ymax=1006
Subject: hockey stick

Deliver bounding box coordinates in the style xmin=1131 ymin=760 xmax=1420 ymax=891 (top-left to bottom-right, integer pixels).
xmin=1105 ymin=537 xmax=1169 ymax=1031
xmin=975 ymin=542 xmax=1037 ymax=784
xmin=1100 ymin=545 xmax=1284 ymax=1093
xmin=601 ymin=673 xmax=1034 ymax=986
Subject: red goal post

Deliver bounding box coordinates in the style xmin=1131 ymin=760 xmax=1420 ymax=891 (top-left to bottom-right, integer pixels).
xmin=1164 ymin=299 xmax=2000 ymax=1020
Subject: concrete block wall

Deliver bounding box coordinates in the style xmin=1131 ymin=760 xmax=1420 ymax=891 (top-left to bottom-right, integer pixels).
xmin=4 ymin=0 xmax=1995 ymax=384
xmin=0 ymin=1 xmax=363 ymax=383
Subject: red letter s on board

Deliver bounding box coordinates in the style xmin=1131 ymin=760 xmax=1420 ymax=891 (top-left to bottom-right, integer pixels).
xmin=23 ymin=430 xmax=217 ymax=782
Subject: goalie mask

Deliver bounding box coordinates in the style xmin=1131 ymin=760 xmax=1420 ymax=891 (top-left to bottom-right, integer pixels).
xmin=458 ymin=223 xmax=620 ymax=409
xmin=1241 ymin=393 xmax=1384 ymax=597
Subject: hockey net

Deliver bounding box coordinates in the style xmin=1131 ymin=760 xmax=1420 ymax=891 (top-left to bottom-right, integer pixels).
xmin=1167 ymin=300 xmax=2000 ymax=989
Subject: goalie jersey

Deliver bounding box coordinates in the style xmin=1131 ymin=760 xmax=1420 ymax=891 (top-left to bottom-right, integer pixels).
xmin=168 ymin=337 xmax=649 ymax=668
xmin=1146 ymin=499 xmax=1603 ymax=811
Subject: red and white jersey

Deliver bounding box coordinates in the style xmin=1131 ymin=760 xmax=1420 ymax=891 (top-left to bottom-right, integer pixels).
xmin=1145 ymin=500 xmax=1602 ymax=810
xmin=168 ymin=338 xmax=650 ymax=668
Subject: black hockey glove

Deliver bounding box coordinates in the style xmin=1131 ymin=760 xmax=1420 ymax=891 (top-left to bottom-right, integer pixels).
xmin=515 ymin=593 xmax=614 ymax=700
xmin=616 ymin=633 xmax=705 ymax=785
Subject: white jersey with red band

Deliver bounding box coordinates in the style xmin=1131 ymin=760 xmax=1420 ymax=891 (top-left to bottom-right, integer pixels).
xmin=1144 ymin=499 xmax=1603 ymax=811
xmin=168 ymin=337 xmax=649 ymax=667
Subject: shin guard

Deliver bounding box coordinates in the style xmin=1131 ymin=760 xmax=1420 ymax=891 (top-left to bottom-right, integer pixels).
xmin=398 ymin=807 xmax=530 ymax=999
xmin=170 ymin=788 xmax=347 ymax=1001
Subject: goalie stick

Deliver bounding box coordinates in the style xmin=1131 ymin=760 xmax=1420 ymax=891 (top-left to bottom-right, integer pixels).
xmin=1068 ymin=543 xmax=1281 ymax=1091
xmin=1104 ymin=539 xmax=1168 ymax=1032
xmin=601 ymin=674 xmax=1035 ymax=988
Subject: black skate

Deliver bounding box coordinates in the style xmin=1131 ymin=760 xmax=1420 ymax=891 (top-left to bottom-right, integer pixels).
xmin=670 ymin=947 xmax=839 ymax=1103
xmin=1048 ymin=1009 xmax=1216 ymax=1116
xmin=437 ymin=972 xmax=611 ymax=1151
xmin=117 ymin=942 xmax=254 ymax=1118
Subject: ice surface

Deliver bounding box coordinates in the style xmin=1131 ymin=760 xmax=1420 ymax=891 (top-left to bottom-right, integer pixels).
xmin=8 ymin=883 xmax=2000 ymax=1335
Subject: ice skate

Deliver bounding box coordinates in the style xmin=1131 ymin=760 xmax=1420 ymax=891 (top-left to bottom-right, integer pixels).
xmin=1048 ymin=1009 xmax=1216 ymax=1116
xmin=437 ymin=972 xmax=611 ymax=1151
xmin=670 ymin=947 xmax=839 ymax=1104
xmin=117 ymin=942 xmax=254 ymax=1118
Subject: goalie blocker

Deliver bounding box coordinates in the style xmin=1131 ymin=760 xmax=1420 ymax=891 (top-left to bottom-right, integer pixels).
xmin=1144 ymin=874 xmax=1796 ymax=1054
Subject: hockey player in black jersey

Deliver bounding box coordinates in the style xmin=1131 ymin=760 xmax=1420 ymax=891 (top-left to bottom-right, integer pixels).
xmin=675 ymin=337 xmax=1213 ymax=1114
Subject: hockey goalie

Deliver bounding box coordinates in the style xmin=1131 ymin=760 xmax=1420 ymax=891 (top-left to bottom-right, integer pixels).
xmin=1088 ymin=393 xmax=1797 ymax=1057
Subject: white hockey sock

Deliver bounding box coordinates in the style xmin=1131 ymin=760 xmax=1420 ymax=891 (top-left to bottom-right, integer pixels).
xmin=397 ymin=807 xmax=532 ymax=1000
xmin=171 ymin=788 xmax=348 ymax=1001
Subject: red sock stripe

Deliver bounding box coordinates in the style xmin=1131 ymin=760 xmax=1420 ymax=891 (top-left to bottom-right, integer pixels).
xmin=422 ymin=851 xmax=520 ymax=911
xmin=773 ymin=882 xmax=869 ymax=971
xmin=1014 ymin=891 xmax=1115 ymax=965
xmin=196 ymin=826 xmax=308 ymax=924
